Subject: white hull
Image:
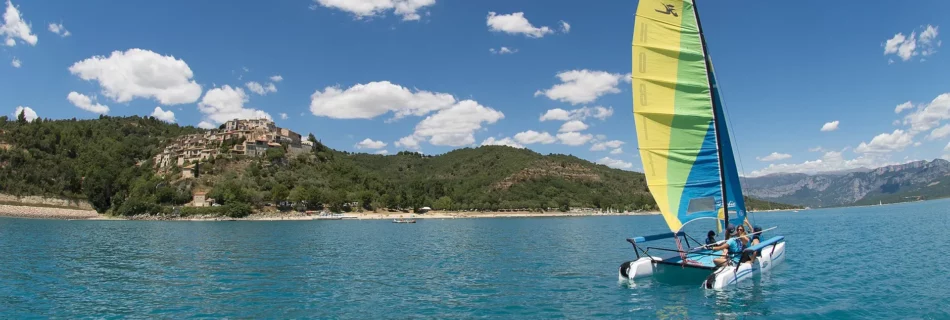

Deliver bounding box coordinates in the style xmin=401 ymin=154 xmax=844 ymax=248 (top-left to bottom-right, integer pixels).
xmin=619 ymin=241 xmax=786 ymax=289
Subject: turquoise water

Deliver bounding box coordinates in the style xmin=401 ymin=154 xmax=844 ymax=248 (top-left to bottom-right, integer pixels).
xmin=1 ymin=200 xmax=949 ymax=318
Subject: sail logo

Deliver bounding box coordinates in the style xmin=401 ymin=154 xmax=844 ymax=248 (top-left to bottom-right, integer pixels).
xmin=655 ymin=3 xmax=678 ymax=17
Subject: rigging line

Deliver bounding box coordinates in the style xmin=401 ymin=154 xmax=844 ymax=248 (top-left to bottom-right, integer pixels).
xmin=709 ymin=55 xmax=759 ymax=224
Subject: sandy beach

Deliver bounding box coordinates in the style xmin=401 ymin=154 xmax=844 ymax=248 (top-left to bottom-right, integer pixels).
xmin=0 ymin=203 xmax=659 ymax=221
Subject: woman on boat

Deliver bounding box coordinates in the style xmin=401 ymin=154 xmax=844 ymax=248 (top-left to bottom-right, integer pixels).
xmin=708 ymin=225 xmax=749 ymax=266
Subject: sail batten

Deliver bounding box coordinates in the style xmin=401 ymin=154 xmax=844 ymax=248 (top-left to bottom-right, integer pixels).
xmin=633 ymin=0 xmax=745 ymax=232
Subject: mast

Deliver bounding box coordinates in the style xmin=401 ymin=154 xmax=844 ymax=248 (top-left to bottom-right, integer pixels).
xmin=691 ymin=0 xmax=730 ymax=239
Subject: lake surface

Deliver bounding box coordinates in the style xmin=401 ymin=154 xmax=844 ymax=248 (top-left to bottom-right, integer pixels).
xmin=1 ymin=200 xmax=949 ymax=319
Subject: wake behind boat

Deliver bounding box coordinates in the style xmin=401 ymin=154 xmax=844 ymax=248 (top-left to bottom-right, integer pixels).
xmin=619 ymin=0 xmax=786 ymax=289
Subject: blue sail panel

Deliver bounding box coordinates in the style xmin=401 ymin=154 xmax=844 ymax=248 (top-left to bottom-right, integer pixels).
xmin=709 ymin=61 xmax=746 ymax=226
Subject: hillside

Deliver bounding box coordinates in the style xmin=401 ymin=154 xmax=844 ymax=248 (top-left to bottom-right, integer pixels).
xmin=742 ymin=159 xmax=950 ymax=207
xmin=1 ymin=116 xmax=798 ymax=217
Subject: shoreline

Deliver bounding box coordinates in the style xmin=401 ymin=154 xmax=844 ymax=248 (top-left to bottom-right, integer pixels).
xmin=0 ymin=203 xmax=660 ymax=221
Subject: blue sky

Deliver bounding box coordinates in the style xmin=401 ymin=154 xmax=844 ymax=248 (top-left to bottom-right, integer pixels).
xmin=1 ymin=0 xmax=948 ymax=176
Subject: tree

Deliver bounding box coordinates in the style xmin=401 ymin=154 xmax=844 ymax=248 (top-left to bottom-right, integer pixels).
xmin=433 ymin=196 xmax=454 ymax=210
xmin=16 ymin=110 xmax=27 ymax=124
xmin=270 ymin=184 xmax=289 ymax=203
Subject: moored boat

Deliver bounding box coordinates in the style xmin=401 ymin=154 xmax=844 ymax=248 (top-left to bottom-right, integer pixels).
xmin=619 ymin=0 xmax=786 ymax=289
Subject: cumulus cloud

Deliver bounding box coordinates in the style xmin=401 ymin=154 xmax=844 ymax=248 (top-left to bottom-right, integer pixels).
xmin=68 ymin=48 xmax=202 ymax=105
xmin=894 ymin=101 xmax=914 ymax=113
xmin=590 ymin=140 xmax=624 ymax=151
xmin=356 ymin=138 xmax=387 ymax=149
xmin=269 ymin=75 xmax=283 ymax=82
xmin=375 ymin=149 xmax=389 ymax=155
xmin=10 ymin=56 xmax=19 ymax=67
xmin=610 ymin=148 xmax=622 ymax=155
xmin=928 ymin=124 xmax=950 ymax=140
xmin=197 ymin=121 xmax=216 ymax=129
xmin=535 ymin=70 xmax=626 ymax=104
xmin=395 ymin=135 xmax=422 ymax=150
xmin=312 ymin=0 xmax=436 ymax=21
xmin=756 ymin=152 xmax=792 ymax=162
xmin=486 ymin=11 xmax=553 ymax=38
xmin=47 ymin=22 xmax=69 ymax=37
xmin=489 ymin=47 xmax=517 ymax=54
xmin=749 ymin=151 xmax=897 ymax=177
xmin=808 ymin=146 xmax=824 ymax=152
xmin=539 ymin=106 xmax=613 ymax=122
xmin=559 ymin=120 xmax=588 ymax=133
xmin=310 ymin=81 xmax=456 ymax=120
xmin=410 ymin=100 xmax=504 ymax=146
xmin=513 ymin=130 xmax=556 ymax=145
xmin=559 ymin=20 xmax=570 ymax=33
xmin=197 ymin=85 xmax=271 ymax=125
xmin=884 ymin=25 xmax=940 ymax=62
xmin=67 ymin=92 xmax=110 ymax=114
xmin=597 ymin=157 xmax=632 ymax=169
xmin=481 ymin=136 xmax=524 ymax=149
xmin=902 ymin=93 xmax=950 ymax=134
xmin=12 ymin=106 xmax=36 ymax=121
xmin=556 ymin=132 xmax=593 ymax=146
xmin=855 ymin=129 xmax=915 ymax=153
xmin=246 ymin=81 xmax=277 ymax=95
xmin=1 ymin=0 xmax=37 ymax=46
xmin=150 ymin=106 xmax=176 ymax=123
xmin=820 ymin=120 xmax=839 ymax=132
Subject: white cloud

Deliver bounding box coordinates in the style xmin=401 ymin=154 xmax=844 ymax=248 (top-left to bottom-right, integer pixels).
xmin=489 ymin=47 xmax=517 ymax=54
xmin=513 ymin=130 xmax=556 ymax=145
xmin=559 ymin=20 xmax=570 ymax=33
xmin=855 ymin=129 xmax=915 ymax=153
xmin=312 ymin=0 xmax=436 ymax=21
xmin=246 ymin=81 xmax=277 ymax=95
xmin=928 ymin=124 xmax=950 ymax=140
xmin=884 ymin=25 xmax=940 ymax=62
xmin=410 ymin=100 xmax=504 ymax=146
xmin=535 ymin=70 xmax=625 ymax=105
xmin=592 ymin=106 xmax=613 ymax=120
xmin=12 ymin=106 xmax=36 ymax=121
xmin=556 ymin=132 xmax=593 ymax=146
xmin=902 ymin=93 xmax=950 ymax=134
xmin=375 ymin=149 xmax=389 ymax=155
xmin=481 ymin=136 xmax=524 ymax=149
xmin=486 ymin=11 xmax=552 ymax=38
xmin=310 ymin=81 xmax=456 ymax=120
xmin=945 ymin=141 xmax=950 ymax=151
xmin=820 ymin=120 xmax=839 ymax=132
xmin=590 ymin=140 xmax=624 ymax=151
xmin=197 ymin=121 xmax=216 ymax=129
xmin=610 ymin=148 xmax=622 ymax=155
xmin=559 ymin=120 xmax=588 ymax=132
xmin=539 ymin=106 xmax=612 ymax=122
xmin=197 ymin=85 xmax=270 ymax=125
xmin=0 ymin=0 xmax=37 ymax=46
xmin=895 ymin=101 xmax=914 ymax=113
xmin=395 ymin=135 xmax=422 ymax=150
xmin=10 ymin=56 xmax=19 ymax=67
xmin=47 ymin=22 xmax=69 ymax=37
xmin=749 ymin=151 xmax=896 ymax=177
xmin=756 ymin=152 xmax=792 ymax=162
xmin=808 ymin=146 xmax=824 ymax=152
xmin=66 ymin=92 xmax=110 ymax=114
xmin=279 ymin=113 xmax=288 ymax=120
xmin=355 ymin=138 xmax=387 ymax=149
xmin=68 ymin=48 xmax=202 ymax=105
xmin=269 ymin=75 xmax=283 ymax=82
xmin=150 ymin=106 xmax=176 ymax=123
xmin=597 ymin=157 xmax=632 ymax=169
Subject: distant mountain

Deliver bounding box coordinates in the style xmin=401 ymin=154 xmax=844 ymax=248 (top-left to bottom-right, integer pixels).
xmin=742 ymin=159 xmax=950 ymax=207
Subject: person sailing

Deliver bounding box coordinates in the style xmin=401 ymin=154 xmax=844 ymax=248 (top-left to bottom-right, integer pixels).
xmin=707 ymin=224 xmax=750 ymax=266
xmin=705 ymin=230 xmax=717 ymax=245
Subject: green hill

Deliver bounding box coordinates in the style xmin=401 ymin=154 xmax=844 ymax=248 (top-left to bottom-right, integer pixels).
xmin=0 ymin=115 xmax=797 ymax=217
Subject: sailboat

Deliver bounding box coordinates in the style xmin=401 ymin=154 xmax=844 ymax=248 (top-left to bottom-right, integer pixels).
xmin=618 ymin=0 xmax=786 ymax=289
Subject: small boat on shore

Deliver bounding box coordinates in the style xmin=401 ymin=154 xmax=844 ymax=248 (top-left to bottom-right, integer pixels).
xmin=393 ymin=218 xmax=416 ymax=224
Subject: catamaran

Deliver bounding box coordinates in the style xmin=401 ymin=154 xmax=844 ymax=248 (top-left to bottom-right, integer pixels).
xmin=618 ymin=0 xmax=786 ymax=289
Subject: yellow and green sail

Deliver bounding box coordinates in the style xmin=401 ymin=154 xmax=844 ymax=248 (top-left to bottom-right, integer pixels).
xmin=632 ymin=0 xmax=746 ymax=232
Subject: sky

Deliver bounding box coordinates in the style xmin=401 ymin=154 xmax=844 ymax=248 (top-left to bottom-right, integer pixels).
xmin=1 ymin=0 xmax=948 ymax=177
